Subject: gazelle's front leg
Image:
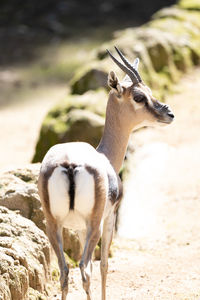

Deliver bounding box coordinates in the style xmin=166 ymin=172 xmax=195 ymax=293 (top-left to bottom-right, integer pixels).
xmin=46 ymin=217 xmax=69 ymax=300
xmin=79 ymin=224 xmax=101 ymax=300
xmin=100 ymin=212 xmax=116 ymax=300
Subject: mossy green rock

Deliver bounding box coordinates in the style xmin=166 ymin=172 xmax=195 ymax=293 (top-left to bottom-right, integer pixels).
xmin=70 ymin=4 xmax=200 ymax=99
xmin=179 ymin=0 xmax=200 ymax=10
xmin=63 ymin=229 xmax=81 ymax=263
xmin=71 ymin=65 xmax=108 ymax=95
xmin=32 ymin=89 xmax=107 ymax=163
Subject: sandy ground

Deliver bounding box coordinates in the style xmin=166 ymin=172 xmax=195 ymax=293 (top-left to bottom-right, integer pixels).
xmin=1 ymin=68 xmax=200 ymax=299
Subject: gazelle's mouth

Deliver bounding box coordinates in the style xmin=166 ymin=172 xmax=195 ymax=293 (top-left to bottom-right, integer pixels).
xmin=157 ymin=109 xmax=174 ymax=125
xmin=157 ymin=118 xmax=174 ymax=125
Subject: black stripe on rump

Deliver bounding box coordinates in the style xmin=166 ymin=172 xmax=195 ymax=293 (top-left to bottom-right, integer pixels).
xmin=61 ymin=163 xmax=76 ymax=210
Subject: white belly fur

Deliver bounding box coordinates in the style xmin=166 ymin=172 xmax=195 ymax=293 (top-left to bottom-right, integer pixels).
xmin=48 ymin=165 xmax=95 ymax=230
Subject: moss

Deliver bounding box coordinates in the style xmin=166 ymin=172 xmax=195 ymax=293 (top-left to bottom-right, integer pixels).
xmin=71 ymin=67 xmax=108 ymax=95
xmin=28 ymin=287 xmax=46 ymax=300
xmin=153 ymin=6 xmax=200 ymax=24
xmin=150 ymin=16 xmax=200 ymax=37
xmin=67 ymin=3 xmax=200 ymax=101
xmin=146 ymin=41 xmax=169 ymax=72
xmin=179 ymin=0 xmax=200 ymax=10
xmin=51 ymin=268 xmax=59 ymax=281
xmin=33 ymin=109 xmax=104 ymax=163
xmin=147 ymin=13 xmax=200 ymax=77
xmin=190 ymin=47 xmax=200 ymax=65
xmin=69 ymin=15 xmax=199 ymax=102
xmin=32 ymin=125 xmax=61 ymax=163
xmin=8 ymin=265 xmax=29 ymax=300
xmin=172 ymin=46 xmax=193 ymax=71
xmin=64 ymin=251 xmax=79 ymax=268
xmin=94 ymin=244 xmax=101 ymax=260
xmin=32 ymin=90 xmax=107 ymax=162
xmin=13 ymin=172 xmax=33 ymax=183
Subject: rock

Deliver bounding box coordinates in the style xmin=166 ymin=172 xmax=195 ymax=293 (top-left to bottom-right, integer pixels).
xmin=63 ymin=229 xmax=81 ymax=263
xmin=0 ymin=165 xmax=83 ymax=263
xmin=0 ymin=206 xmax=51 ymax=300
xmin=179 ymin=0 xmax=200 ymax=10
xmin=3 ymin=163 xmax=40 ymax=184
xmin=136 ymin=28 xmax=178 ymax=79
xmin=67 ymin=3 xmax=200 ymax=98
xmin=149 ymin=17 xmax=200 ymax=71
xmin=32 ymin=89 xmax=107 ymax=163
xmin=70 ymin=49 xmax=127 ymax=96
xmin=71 ymin=66 xmax=108 ymax=95
xmin=0 ymin=164 xmax=45 ymax=232
xmin=61 ymin=109 xmax=104 ymax=146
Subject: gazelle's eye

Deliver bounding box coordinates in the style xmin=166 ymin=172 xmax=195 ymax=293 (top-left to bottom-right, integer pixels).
xmin=134 ymin=93 xmax=146 ymax=103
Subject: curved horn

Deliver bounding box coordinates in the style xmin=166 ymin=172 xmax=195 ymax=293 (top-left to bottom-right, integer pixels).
xmin=114 ymin=46 xmax=142 ymax=82
xmin=107 ymin=49 xmax=139 ymax=85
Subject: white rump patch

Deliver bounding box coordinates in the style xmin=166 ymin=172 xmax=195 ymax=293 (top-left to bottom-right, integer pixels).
xmin=48 ymin=166 xmax=70 ymax=222
xmin=74 ymin=166 xmax=95 ymax=217
xmin=48 ymin=165 xmax=96 ymax=230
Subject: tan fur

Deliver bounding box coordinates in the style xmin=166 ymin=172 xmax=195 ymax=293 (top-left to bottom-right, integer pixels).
xmin=85 ymin=165 xmax=107 ymax=226
xmin=38 ymin=165 xmax=57 ymax=215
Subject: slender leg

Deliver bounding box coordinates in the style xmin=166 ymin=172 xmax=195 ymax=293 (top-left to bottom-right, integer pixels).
xmin=100 ymin=212 xmax=116 ymax=300
xmin=46 ymin=218 xmax=69 ymax=300
xmin=79 ymin=225 xmax=101 ymax=300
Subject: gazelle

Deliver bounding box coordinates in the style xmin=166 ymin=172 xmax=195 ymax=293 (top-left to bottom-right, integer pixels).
xmin=38 ymin=47 xmax=174 ymax=300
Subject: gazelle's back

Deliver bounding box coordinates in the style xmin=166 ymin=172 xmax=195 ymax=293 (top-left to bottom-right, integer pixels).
xmin=41 ymin=142 xmax=107 ymax=169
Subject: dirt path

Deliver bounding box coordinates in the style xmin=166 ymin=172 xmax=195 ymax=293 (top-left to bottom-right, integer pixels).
xmin=50 ymin=68 xmax=200 ymax=300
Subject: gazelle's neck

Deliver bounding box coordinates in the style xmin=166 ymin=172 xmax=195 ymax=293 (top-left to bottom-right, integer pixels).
xmin=96 ymin=94 xmax=132 ymax=174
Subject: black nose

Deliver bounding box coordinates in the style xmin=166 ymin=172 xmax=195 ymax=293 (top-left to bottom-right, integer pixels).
xmin=167 ymin=112 xmax=174 ymax=118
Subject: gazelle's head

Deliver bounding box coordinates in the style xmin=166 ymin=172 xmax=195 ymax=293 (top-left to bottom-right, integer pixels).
xmin=107 ymin=47 xmax=174 ymax=131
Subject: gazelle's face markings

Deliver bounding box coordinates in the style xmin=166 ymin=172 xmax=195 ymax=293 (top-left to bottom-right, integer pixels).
xmin=108 ymin=74 xmax=174 ymax=131
xmin=107 ymin=47 xmax=174 ymax=131
xmin=121 ymin=81 xmax=174 ymax=128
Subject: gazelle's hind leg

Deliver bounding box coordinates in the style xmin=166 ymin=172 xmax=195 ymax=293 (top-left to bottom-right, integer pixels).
xmin=100 ymin=212 xmax=116 ymax=300
xmin=46 ymin=216 xmax=69 ymax=300
xmin=79 ymin=224 xmax=101 ymax=300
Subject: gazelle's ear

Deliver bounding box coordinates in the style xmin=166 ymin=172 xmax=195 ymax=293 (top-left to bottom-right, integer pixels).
xmin=107 ymin=71 xmax=123 ymax=96
xmin=133 ymin=58 xmax=139 ymax=71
